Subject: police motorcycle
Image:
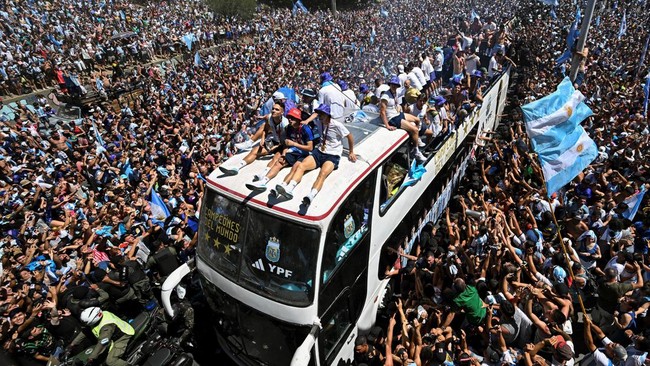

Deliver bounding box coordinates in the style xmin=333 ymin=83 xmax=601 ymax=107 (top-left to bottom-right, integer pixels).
xmin=46 ymin=302 xmax=197 ymax=366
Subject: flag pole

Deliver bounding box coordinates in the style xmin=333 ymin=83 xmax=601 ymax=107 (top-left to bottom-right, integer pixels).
xmin=570 ymin=0 xmax=597 ymax=82
xmin=545 ymin=195 xmax=588 ymax=315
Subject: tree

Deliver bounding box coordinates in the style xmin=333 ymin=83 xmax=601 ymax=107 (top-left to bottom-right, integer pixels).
xmin=206 ymin=0 xmax=257 ymax=20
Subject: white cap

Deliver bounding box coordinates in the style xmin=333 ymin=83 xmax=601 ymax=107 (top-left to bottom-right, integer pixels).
xmin=54 ymin=158 xmax=62 ymax=165
xmin=397 ymin=64 xmax=405 ymax=72
xmin=179 ymin=146 xmax=188 ymax=153
xmin=272 ymin=91 xmax=286 ymax=100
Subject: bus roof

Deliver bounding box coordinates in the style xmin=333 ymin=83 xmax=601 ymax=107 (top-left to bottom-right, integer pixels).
xmin=206 ymin=121 xmax=408 ymax=224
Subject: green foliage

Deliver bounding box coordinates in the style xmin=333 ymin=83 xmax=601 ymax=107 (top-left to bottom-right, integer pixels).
xmin=206 ymin=0 xmax=257 ymax=20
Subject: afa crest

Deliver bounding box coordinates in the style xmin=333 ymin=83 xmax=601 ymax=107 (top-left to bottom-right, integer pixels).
xmin=343 ymin=214 xmax=355 ymax=239
xmin=265 ymin=237 xmax=281 ymax=263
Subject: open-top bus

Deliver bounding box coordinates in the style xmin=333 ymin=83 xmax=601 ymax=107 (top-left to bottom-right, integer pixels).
xmin=161 ymin=70 xmax=510 ymax=366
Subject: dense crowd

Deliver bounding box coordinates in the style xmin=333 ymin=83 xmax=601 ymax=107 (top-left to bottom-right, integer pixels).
xmin=0 ymin=0 xmax=649 ymax=365
xmin=0 ymin=0 xmax=245 ymax=97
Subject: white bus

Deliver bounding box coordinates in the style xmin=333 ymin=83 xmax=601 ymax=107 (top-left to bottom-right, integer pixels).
xmin=161 ymin=71 xmax=510 ymax=366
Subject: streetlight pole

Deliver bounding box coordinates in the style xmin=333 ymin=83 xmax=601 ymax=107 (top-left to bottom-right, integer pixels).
xmin=569 ymin=0 xmax=597 ymax=82
xmin=331 ymin=0 xmax=337 ymax=15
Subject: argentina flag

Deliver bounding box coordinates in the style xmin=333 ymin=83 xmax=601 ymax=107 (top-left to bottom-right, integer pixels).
xmin=522 ymin=77 xmax=598 ymax=196
xmin=149 ymin=188 xmax=171 ymax=227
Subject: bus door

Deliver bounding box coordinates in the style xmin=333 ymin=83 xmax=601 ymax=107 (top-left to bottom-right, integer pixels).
xmin=317 ymin=175 xmax=375 ymax=365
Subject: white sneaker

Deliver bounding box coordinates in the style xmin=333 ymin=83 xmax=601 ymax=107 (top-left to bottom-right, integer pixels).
xmin=235 ymin=140 xmax=253 ymax=151
xmin=414 ymin=150 xmax=426 ymax=162
xmin=219 ymin=166 xmax=239 ymax=175
xmin=245 ymin=181 xmax=267 ymax=191
xmin=252 ymin=173 xmax=264 ymax=182
xmin=418 ymin=138 xmax=426 ymax=147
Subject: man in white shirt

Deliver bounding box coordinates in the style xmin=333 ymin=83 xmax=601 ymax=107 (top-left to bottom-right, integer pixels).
xmin=318 ymin=72 xmax=347 ymax=120
xmin=397 ymin=65 xmax=408 ymax=87
xmin=421 ymin=52 xmax=434 ymax=95
xmin=275 ymin=104 xmax=356 ymax=205
xmin=338 ymin=80 xmax=359 ymax=109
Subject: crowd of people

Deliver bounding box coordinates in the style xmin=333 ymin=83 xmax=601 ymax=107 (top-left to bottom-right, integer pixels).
xmin=0 ymin=0 xmax=245 ymax=97
xmin=0 ymin=0 xmax=649 ymax=365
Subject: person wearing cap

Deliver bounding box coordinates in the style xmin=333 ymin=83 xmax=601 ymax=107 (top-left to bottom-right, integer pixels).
xmin=338 ymin=79 xmax=359 ymax=109
xmin=359 ymin=84 xmax=375 ymax=108
xmin=246 ymin=108 xmax=314 ymax=192
xmin=220 ymin=102 xmax=288 ymax=175
xmin=397 ymin=64 xmax=408 ymax=87
xmin=585 ymin=316 xmax=628 ymax=366
xmin=380 ymin=75 xmax=426 ymax=162
xmin=275 ymin=103 xmax=356 ymax=205
xmin=353 ymin=334 xmax=381 ymax=365
xmin=318 ymin=72 xmax=346 ymax=120
xmin=300 ymin=88 xmax=319 ymax=117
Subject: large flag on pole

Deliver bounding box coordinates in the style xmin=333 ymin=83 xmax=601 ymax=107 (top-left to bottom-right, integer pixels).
xmin=522 ymin=77 xmax=598 ymax=196
xmin=556 ymin=8 xmax=580 ymax=65
xmin=618 ymin=11 xmax=627 ymax=40
xmin=296 ymin=0 xmax=308 ymax=13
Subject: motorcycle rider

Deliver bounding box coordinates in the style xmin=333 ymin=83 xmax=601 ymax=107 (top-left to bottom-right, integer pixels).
xmin=69 ymin=307 xmax=134 ymax=366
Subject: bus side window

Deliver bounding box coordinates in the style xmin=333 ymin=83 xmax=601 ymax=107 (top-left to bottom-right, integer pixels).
xmin=321 ymin=175 xmax=375 ymax=284
xmin=379 ymin=145 xmax=412 ymax=214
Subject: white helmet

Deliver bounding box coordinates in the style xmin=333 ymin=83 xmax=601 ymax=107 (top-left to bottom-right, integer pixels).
xmin=80 ymin=307 xmax=103 ymax=326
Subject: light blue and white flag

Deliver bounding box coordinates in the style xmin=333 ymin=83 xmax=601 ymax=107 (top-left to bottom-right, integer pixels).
xmin=643 ymin=73 xmax=650 ymax=117
xmin=522 ymin=77 xmax=598 ymax=196
xmin=538 ymin=0 xmax=559 ymax=5
xmin=182 ymin=33 xmax=196 ymax=51
xmin=471 ymin=9 xmax=480 ymax=21
xmin=194 ymin=52 xmax=202 ymax=67
xmin=556 ymin=10 xmax=580 ymax=65
xmin=550 ymin=6 xmax=557 ymax=20
xmin=149 ymin=188 xmax=170 ymax=226
xmin=622 ymin=186 xmax=647 ymax=220
xmin=370 ymin=27 xmax=376 ymax=45
xmin=90 ymin=120 xmax=106 ymax=154
xmin=295 ymin=0 xmax=308 ymax=13
xmin=618 ymin=10 xmax=626 ymax=40
xmin=380 ymin=8 xmax=389 ymax=17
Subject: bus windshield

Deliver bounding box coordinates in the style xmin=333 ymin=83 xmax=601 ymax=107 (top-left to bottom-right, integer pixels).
xmin=197 ymin=189 xmax=320 ymax=306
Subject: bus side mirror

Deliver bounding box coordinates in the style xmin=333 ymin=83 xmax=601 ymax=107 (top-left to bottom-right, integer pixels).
xmin=290 ymin=320 xmax=321 ymax=366
xmin=161 ymin=258 xmax=195 ymax=317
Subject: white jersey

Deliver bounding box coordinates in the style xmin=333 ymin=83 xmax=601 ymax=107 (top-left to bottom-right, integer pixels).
xmin=380 ymin=90 xmax=401 ymax=120
xmin=318 ymin=82 xmax=347 ymax=120
xmin=407 ymin=71 xmax=423 ymax=91
xmin=421 ymin=58 xmax=434 ymax=81
xmin=321 ymin=118 xmax=350 ymax=156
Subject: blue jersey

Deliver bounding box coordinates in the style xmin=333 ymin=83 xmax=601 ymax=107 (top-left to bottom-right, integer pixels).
xmin=285 ymin=124 xmax=314 ymax=157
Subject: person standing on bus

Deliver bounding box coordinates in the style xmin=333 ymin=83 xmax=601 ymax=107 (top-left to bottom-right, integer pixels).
xmin=275 ymin=104 xmax=356 ymax=205
xmin=318 ymin=72 xmax=346 ymax=120
xmin=380 ymin=75 xmax=426 ymax=162
xmin=245 ymin=108 xmax=315 ymax=192
xmin=220 ymin=102 xmax=288 ymax=175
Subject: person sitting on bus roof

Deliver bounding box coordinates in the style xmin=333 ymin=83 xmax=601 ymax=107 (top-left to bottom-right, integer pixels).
xmin=245 ymin=108 xmax=315 ymax=192
xmin=219 ymin=102 xmax=288 ymax=175
xmin=381 ymin=75 xmax=426 ymax=162
xmin=274 ymin=104 xmax=356 ymax=205
xmin=235 ymin=92 xmax=291 ymax=151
